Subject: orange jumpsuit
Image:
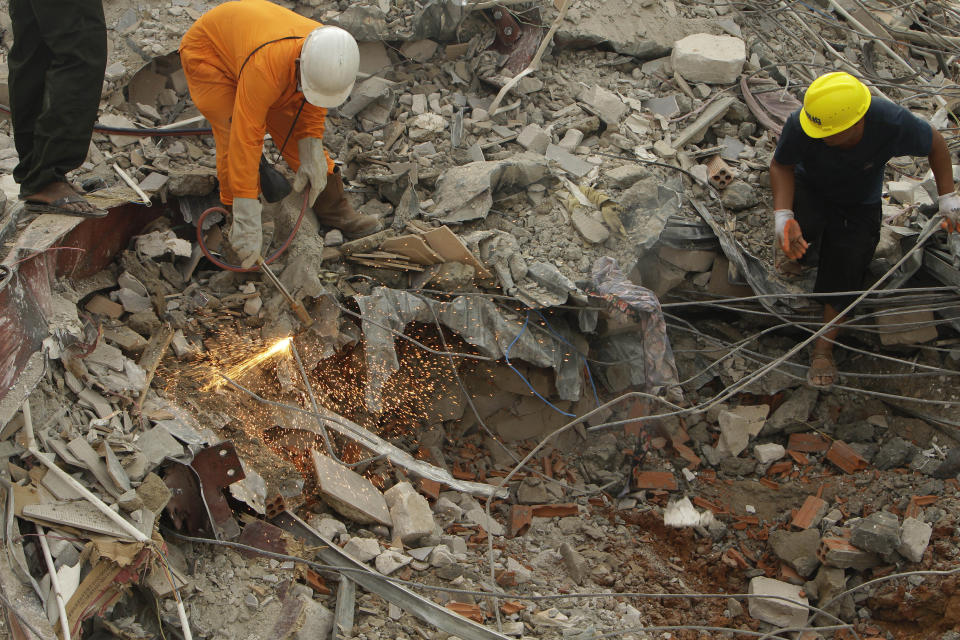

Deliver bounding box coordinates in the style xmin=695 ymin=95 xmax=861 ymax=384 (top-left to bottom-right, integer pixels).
xmin=179 ymin=0 xmax=335 ymax=206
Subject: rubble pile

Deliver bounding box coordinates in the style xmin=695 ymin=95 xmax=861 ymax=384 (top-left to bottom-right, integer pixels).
xmin=2 ymin=0 xmax=960 ymax=639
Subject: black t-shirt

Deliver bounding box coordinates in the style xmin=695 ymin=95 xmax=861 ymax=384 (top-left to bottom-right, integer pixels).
xmin=773 ymin=98 xmax=932 ymax=205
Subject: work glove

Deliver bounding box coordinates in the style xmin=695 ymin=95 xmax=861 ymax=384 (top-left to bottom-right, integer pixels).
xmin=775 ymin=209 xmax=809 ymax=260
xmin=292 ymin=137 xmax=328 ymax=207
xmin=939 ymin=192 xmax=960 ymax=233
xmin=229 ymin=197 xmax=263 ymax=269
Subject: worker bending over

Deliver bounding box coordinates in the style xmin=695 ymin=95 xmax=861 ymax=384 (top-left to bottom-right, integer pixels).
xmin=180 ymin=0 xmax=378 ymax=266
xmin=770 ymin=72 xmax=960 ymax=388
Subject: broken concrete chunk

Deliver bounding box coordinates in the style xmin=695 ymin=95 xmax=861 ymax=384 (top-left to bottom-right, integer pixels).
xmin=310 ymin=449 xmax=391 ymax=526
xmin=717 ymin=405 xmax=768 ymax=457
xmin=135 ymin=230 xmax=191 ymax=259
xmin=754 ymin=443 xmax=785 ymax=464
xmin=384 ymin=481 xmax=436 ymax=544
xmin=117 ymin=288 xmax=152 ymax=313
xmin=748 ymin=577 xmax=809 ymax=628
xmin=559 ymin=542 xmax=588 ymax=585
xmin=769 ymin=529 xmax=821 ymax=577
xmin=875 ymin=310 xmax=938 ymax=346
xmin=545 ymin=144 xmax=593 ymax=178
xmin=137 ymin=425 xmax=185 ymax=467
xmin=375 ymin=549 xmax=412 ymax=575
xmin=850 ymin=511 xmax=900 ymax=555
xmin=518 ymin=123 xmax=550 ymax=154
xmin=343 ymin=537 xmax=380 ymax=563
xmin=672 ymin=34 xmax=746 ymax=85
xmin=579 ymin=84 xmax=627 ymax=125
xmin=897 ymin=517 xmax=932 ymax=563
xmin=571 ymin=209 xmax=610 ymax=244
xmin=764 ymin=387 xmax=817 ymax=434
xmin=77 ymin=387 xmax=113 ymax=419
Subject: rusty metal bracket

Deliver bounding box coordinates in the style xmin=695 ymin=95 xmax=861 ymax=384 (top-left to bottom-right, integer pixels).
xmin=489 ymin=6 xmax=543 ymax=75
xmin=164 ymin=441 xmax=245 ymax=540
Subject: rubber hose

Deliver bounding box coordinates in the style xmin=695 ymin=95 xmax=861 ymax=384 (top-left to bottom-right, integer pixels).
xmin=196 ymin=190 xmax=310 ymax=273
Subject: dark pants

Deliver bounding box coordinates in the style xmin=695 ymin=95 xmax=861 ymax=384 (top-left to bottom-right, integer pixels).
xmin=8 ymin=0 xmax=106 ymax=197
xmin=794 ymin=181 xmax=882 ymax=310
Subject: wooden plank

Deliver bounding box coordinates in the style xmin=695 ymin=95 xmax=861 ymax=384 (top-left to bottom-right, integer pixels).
xmin=347 ymin=257 xmax=425 ymax=272
xmin=421 ymin=226 xmax=493 ymax=280
xmin=136 ymin=325 xmax=174 ymax=409
xmin=380 ymin=235 xmax=445 ymax=265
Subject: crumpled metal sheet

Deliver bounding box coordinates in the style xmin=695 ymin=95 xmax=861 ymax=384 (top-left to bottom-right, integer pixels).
xmin=690 ymin=199 xmax=797 ymax=312
xmin=588 ymin=257 xmax=681 ymax=399
xmin=355 ymin=287 xmax=582 ymax=411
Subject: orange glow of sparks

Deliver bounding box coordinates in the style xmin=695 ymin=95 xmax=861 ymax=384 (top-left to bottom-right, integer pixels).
xmin=201 ymin=336 xmax=293 ymax=391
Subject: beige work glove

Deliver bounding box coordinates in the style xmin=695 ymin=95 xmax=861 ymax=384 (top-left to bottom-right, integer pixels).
xmin=775 ymin=209 xmax=808 ymax=260
xmin=292 ymin=137 xmax=328 ymax=207
xmin=229 ymin=197 xmax=263 ymax=268
xmin=939 ymin=192 xmax=960 ymax=233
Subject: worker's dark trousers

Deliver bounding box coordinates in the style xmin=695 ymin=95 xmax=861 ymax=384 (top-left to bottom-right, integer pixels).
xmin=8 ymin=0 xmax=106 ymax=198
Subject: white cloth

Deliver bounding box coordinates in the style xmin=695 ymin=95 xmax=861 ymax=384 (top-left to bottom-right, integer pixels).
xmin=292 ymin=137 xmax=328 ymax=207
xmin=229 ymin=197 xmax=262 ymax=268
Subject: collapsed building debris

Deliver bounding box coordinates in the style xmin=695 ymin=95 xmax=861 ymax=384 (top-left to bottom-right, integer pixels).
xmin=1 ymin=0 xmax=960 ymax=639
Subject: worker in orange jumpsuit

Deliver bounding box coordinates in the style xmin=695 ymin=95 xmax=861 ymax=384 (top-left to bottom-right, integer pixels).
xmin=180 ymin=0 xmax=378 ymax=266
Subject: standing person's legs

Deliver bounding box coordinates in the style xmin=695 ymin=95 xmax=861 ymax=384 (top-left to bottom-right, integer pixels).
xmin=180 ymin=44 xmax=238 ymax=205
xmin=802 ymin=195 xmax=881 ymax=388
xmin=12 ymin=0 xmax=106 ymax=213
xmin=8 ymin=0 xmax=49 ymax=189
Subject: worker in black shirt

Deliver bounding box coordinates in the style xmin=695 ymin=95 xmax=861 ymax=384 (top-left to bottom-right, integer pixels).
xmin=770 ymin=72 xmax=959 ymax=388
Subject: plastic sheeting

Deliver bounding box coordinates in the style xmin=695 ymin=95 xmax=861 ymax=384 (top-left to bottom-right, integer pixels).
xmin=355 ymin=287 xmax=583 ymax=411
xmin=589 ymin=257 xmax=681 ymax=400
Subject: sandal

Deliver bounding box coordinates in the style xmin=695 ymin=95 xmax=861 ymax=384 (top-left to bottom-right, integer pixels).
xmin=807 ymin=352 xmax=837 ymax=389
xmin=24 ymin=193 xmax=107 ymax=218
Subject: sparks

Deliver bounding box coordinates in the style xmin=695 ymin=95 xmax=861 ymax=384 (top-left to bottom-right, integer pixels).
xmin=202 ymin=336 xmax=293 ymax=391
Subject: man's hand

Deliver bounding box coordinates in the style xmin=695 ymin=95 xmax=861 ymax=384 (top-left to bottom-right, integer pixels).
xmin=229 ymin=197 xmax=263 ymax=268
xmin=775 ymin=209 xmax=809 ymax=260
xmin=292 ymin=137 xmax=328 ymax=207
xmin=939 ymin=192 xmax=960 ymax=233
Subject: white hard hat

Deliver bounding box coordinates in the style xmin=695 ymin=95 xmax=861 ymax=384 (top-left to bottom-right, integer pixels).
xmin=300 ymin=26 xmax=360 ymax=108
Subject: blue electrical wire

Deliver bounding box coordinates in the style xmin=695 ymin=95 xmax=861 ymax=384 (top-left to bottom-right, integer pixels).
xmin=504 ymin=311 xmax=576 ymax=417
xmin=530 ymin=308 xmax=603 ymax=408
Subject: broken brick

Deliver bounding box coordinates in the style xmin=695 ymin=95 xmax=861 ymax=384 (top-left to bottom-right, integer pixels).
xmin=791 ymin=495 xmax=828 ymax=530
xmin=418 ymin=478 xmax=442 ymax=500
xmin=446 ymin=602 xmax=485 ymax=623
xmin=826 ymin=441 xmax=868 ymax=474
xmin=510 ymin=505 xmax=533 ymax=538
xmin=530 ymin=503 xmax=578 ymax=518
xmin=500 ymin=601 xmax=525 ymax=615
xmin=632 ymin=470 xmax=678 ymax=490
xmin=787 ymin=450 xmax=810 ymax=465
xmin=766 ymin=460 xmax=793 ymax=476
xmin=787 ymin=433 xmax=830 ymax=453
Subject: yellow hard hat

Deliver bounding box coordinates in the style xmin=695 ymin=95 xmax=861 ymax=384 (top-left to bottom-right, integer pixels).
xmin=799 ymin=72 xmax=871 ymax=138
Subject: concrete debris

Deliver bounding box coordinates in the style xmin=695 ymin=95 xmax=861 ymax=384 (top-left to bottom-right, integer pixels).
xmin=2 ymin=1 xmax=960 ymax=638
xmin=383 ymin=481 xmax=436 ymax=544
xmin=850 ymin=511 xmax=901 ymax=556
xmin=748 ymin=576 xmax=809 ymax=628
xmin=311 ymin=450 xmax=392 ymax=527
xmin=672 ymin=33 xmax=747 ymax=85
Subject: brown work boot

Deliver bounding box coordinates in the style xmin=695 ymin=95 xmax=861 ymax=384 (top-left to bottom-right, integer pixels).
xmin=312 ymin=167 xmax=380 ymax=237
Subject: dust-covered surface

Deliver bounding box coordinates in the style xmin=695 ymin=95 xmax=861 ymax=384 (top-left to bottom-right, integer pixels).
xmin=1 ymin=0 xmax=960 ymax=639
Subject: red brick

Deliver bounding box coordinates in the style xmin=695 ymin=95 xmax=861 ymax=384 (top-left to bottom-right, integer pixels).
xmin=632 ymin=471 xmax=678 ymax=491
xmin=826 ymin=441 xmax=868 ymax=474
xmin=446 ymin=602 xmax=485 ymax=623
xmin=530 ymin=503 xmax=578 ymax=518
xmin=419 ymin=478 xmax=442 ymax=500
xmin=792 ymin=495 xmax=828 ymax=530
xmin=500 ymin=601 xmax=525 ymax=615
xmin=787 ymin=450 xmax=810 ymax=465
xmin=510 ymin=505 xmax=533 ymax=538
xmin=788 ymin=433 xmax=830 ymax=453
